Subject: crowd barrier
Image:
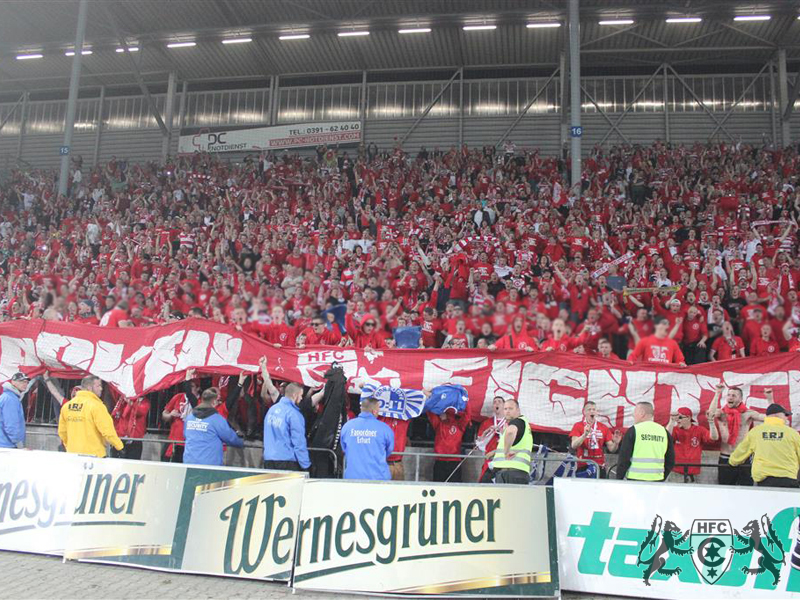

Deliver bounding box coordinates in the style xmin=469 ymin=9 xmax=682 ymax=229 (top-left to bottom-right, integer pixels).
xmin=554 ymin=479 xmax=800 ymax=599
xmin=0 ymin=450 xmax=558 ymax=598
xmin=5 ymin=448 xmax=798 ymax=598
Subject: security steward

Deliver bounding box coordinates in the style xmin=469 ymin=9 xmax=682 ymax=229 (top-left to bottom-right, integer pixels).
xmin=490 ymin=398 xmax=533 ymax=484
xmin=263 ymin=382 xmax=311 ymax=471
xmin=616 ymin=401 xmax=675 ymax=481
xmin=729 ymin=403 xmax=800 ymax=488
xmin=58 ymin=375 xmax=124 ymax=457
xmin=340 ymin=397 xmax=394 ymax=480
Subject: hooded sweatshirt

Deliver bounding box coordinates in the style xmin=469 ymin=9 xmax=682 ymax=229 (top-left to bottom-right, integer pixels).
xmin=59 ymin=390 xmax=124 ymax=457
xmin=0 ymin=383 xmax=25 ymax=448
xmin=183 ymin=404 xmax=243 ymax=466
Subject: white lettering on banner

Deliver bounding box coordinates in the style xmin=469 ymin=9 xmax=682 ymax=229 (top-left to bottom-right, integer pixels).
xmin=207 ymin=333 xmax=256 ymax=371
xmin=296 ymin=350 xmax=359 ymax=386
xmin=656 ymin=372 xmax=719 ymax=416
xmin=588 ymin=369 xmax=656 ymax=427
xmin=520 ymin=364 xmax=587 ymax=429
xmin=143 ymin=331 xmax=186 ymax=390
xmin=175 ymin=330 xmax=211 ymax=372
xmin=356 ymin=366 xmax=401 ymax=388
xmin=421 ymin=357 xmax=488 ymax=391
xmin=0 ymin=336 xmax=38 ymax=379
xmin=35 ymin=332 xmax=69 ymax=369
xmin=60 ymin=336 xmax=95 ymax=371
xmin=482 ymin=359 xmax=523 ymax=416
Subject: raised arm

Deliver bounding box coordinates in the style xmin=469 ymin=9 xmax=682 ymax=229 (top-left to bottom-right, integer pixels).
xmin=259 ymin=356 xmax=280 ymax=403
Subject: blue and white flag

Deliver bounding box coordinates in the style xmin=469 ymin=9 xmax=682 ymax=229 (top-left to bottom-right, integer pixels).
xmin=360 ymin=383 xmax=426 ymax=420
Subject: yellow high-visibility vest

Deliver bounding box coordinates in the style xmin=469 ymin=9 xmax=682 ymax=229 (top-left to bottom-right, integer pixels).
xmin=491 ymin=417 xmax=533 ymax=472
xmin=627 ymin=420 xmax=668 ymax=481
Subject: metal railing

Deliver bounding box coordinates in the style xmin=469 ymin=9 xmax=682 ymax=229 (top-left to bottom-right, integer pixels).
xmin=350 ymin=449 xmax=602 ymax=482
xmin=26 ymin=428 xmax=339 ymax=475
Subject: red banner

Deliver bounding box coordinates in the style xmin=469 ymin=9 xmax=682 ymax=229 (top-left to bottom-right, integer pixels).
xmin=3 ymin=319 xmax=799 ymax=434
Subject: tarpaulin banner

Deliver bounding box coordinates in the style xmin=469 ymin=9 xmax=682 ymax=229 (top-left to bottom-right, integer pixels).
xmin=4 ymin=318 xmax=800 ymax=434
xmin=554 ymin=479 xmax=800 ymax=599
xmin=177 ymin=121 xmax=362 ymax=153
xmin=293 ymin=480 xmax=559 ymax=597
xmin=0 ymin=449 xmax=306 ymax=582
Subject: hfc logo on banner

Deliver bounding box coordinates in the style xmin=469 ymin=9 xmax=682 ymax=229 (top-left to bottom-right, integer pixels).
xmin=635 ymin=514 xmax=786 ymax=587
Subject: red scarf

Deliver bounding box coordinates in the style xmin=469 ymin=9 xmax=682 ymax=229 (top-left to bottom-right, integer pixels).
xmin=722 ymin=403 xmax=748 ymax=444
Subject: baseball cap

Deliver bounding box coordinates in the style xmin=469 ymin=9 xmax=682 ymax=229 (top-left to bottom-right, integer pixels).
xmin=10 ymin=372 xmax=30 ymax=383
xmin=676 ymin=407 xmax=693 ymax=419
xmin=765 ymin=403 xmax=791 ymax=416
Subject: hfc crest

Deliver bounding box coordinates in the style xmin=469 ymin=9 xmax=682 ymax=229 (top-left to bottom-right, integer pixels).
xmin=690 ymin=519 xmax=734 ymax=584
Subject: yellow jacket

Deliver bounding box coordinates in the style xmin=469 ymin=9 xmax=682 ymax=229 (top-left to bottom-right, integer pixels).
xmin=58 ymin=390 xmax=124 ymax=457
xmin=729 ymin=417 xmax=800 ymax=482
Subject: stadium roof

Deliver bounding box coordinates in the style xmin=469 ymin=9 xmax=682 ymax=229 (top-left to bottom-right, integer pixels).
xmin=0 ymin=1 xmax=799 ymax=93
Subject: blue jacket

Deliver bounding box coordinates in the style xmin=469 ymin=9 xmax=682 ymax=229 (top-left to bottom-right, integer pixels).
xmin=263 ymin=397 xmax=311 ymax=468
xmin=183 ymin=406 xmax=243 ymax=466
xmin=340 ymin=412 xmax=394 ymax=480
xmin=0 ymin=384 xmax=25 ymax=449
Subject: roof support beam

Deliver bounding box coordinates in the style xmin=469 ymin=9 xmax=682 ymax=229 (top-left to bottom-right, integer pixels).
xmin=598 ymin=64 xmax=665 ymax=145
xmin=101 ymin=2 xmax=168 ymax=135
xmin=581 ymin=85 xmax=630 ymax=144
xmin=666 ymin=64 xmax=735 ymax=142
xmin=777 ymin=49 xmax=791 ymax=147
xmin=0 ymin=94 xmax=25 ymax=134
xmin=708 ymin=62 xmax=770 ymax=140
xmin=782 ymin=69 xmax=800 ymax=123
xmin=568 ymin=0 xmax=581 ymax=189
xmin=399 ymin=68 xmax=461 ymax=146
xmin=495 ymin=67 xmax=559 ymax=147
xmin=58 ymin=0 xmax=88 ymax=197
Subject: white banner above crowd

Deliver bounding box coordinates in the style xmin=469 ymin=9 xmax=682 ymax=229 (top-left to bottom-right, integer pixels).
xmin=4 ymin=319 xmax=800 ymax=435
xmin=177 ymin=121 xmax=362 ymax=153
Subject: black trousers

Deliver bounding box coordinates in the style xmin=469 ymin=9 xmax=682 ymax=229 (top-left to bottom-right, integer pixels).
xmin=757 ymin=476 xmax=799 ymax=488
xmin=682 ymin=342 xmax=707 ymax=365
xmin=718 ymin=455 xmax=753 ymax=486
xmin=161 ymin=443 xmax=184 ymax=463
xmin=111 ymin=440 xmax=143 ymax=460
xmin=263 ymin=460 xmax=302 ymax=471
xmin=433 ymin=459 xmax=462 ymax=483
xmin=495 ymin=468 xmax=529 ymax=485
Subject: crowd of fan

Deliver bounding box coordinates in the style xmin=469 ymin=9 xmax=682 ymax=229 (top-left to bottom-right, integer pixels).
xmin=2 ymin=140 xmax=800 ymax=365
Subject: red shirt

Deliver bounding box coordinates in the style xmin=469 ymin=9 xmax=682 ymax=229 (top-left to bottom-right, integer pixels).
xmin=162 ymin=392 xmax=190 ymax=457
xmin=99 ymin=307 xmax=127 ymax=327
xmin=379 ymin=416 xmax=410 ymax=462
xmin=111 ymin=398 xmax=151 ymax=439
xmin=750 ymin=337 xmax=780 ymax=357
xmin=630 ymin=335 xmax=685 ymax=365
xmin=672 ymin=425 xmax=710 ymax=475
xmin=569 ymin=420 xmax=612 ymax=467
xmin=428 ymin=412 xmax=469 ymax=461
xmin=711 ymin=335 xmax=744 ymax=360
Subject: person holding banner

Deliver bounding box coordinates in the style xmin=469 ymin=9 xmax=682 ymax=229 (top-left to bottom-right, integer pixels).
xmin=629 ymin=316 xmax=686 ymax=366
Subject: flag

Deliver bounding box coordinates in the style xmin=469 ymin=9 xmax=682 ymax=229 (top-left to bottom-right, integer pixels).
xmin=360 ymin=384 xmax=426 ymax=420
